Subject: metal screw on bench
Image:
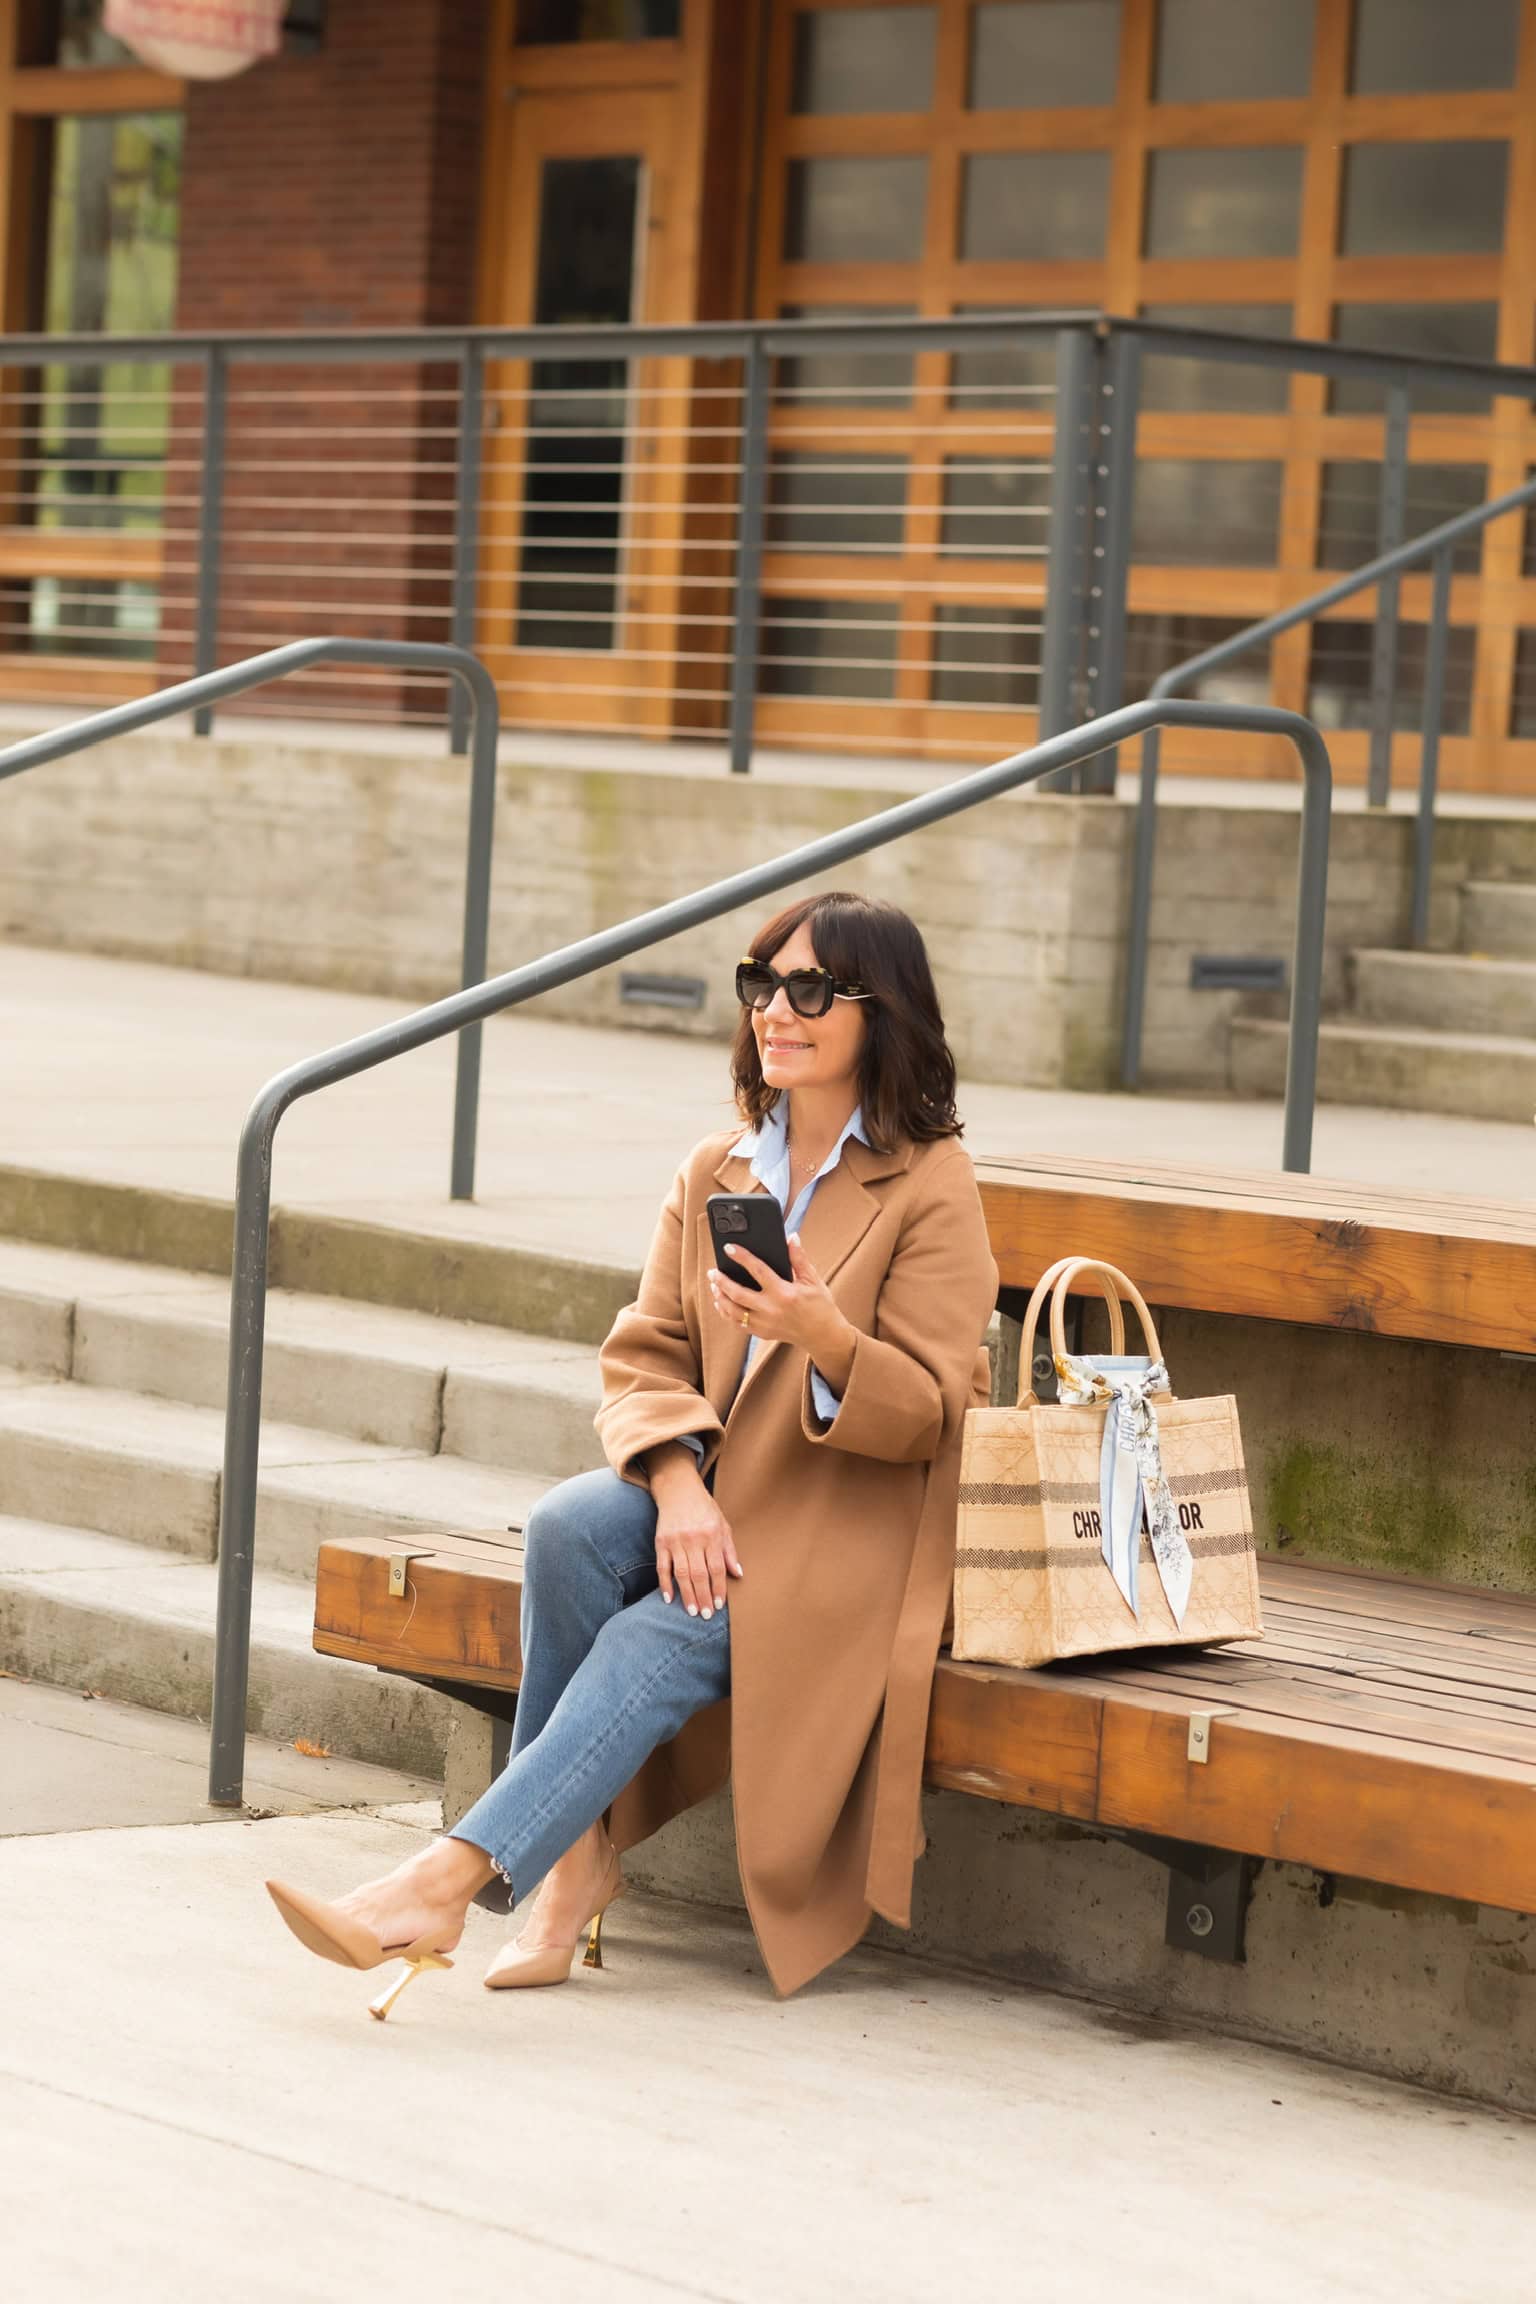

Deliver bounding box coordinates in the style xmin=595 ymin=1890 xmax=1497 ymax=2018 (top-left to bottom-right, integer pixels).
xmin=1185 ymin=1903 xmax=1215 ymax=1939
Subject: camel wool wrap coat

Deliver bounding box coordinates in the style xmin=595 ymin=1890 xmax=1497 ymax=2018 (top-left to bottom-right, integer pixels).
xmin=594 ymin=1121 xmax=998 ymax=1998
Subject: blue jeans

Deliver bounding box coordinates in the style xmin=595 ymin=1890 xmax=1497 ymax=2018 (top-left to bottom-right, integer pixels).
xmin=445 ymin=1466 xmax=732 ymax=1902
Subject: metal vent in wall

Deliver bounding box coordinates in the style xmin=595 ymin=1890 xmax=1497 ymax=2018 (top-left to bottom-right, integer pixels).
xmin=1189 ymin=954 xmax=1288 ymax=994
xmin=620 ymin=971 xmax=707 ymax=1012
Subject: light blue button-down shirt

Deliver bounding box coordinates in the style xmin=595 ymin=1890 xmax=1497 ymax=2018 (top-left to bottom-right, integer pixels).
xmin=681 ymin=1097 xmax=869 ymax=1463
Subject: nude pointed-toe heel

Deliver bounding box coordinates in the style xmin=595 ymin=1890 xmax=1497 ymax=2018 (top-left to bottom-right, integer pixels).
xmin=482 ymin=1859 xmax=628 ymax=1992
xmin=265 ymin=1878 xmax=459 ymax=2021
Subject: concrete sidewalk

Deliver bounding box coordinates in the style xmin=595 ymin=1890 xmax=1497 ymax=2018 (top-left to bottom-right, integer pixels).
xmin=1 ymin=944 xmax=1530 ymax=1276
xmin=5 ymin=1673 xmax=1536 ymax=2304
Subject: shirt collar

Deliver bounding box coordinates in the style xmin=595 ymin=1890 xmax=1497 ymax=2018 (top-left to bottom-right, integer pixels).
xmin=733 ymin=1098 xmax=869 ymax=1194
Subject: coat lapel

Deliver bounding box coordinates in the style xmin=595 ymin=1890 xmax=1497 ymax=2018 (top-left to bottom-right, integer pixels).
xmin=713 ymin=1131 xmax=915 ymax=1418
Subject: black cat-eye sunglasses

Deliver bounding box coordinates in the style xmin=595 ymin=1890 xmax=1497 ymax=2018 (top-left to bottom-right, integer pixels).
xmin=735 ymin=958 xmax=871 ymax=1020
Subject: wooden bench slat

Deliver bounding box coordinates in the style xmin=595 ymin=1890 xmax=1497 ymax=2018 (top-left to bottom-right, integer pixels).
xmin=315 ymin=1537 xmax=1536 ymax=1911
xmin=974 ymin=1157 xmax=1536 ymax=1353
xmin=977 ymin=1153 xmax=1536 ymax=1240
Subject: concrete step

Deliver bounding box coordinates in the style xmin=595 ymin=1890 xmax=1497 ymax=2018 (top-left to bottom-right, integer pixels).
xmin=0 ymin=1237 xmax=605 ymax=1483
xmin=1350 ymin=949 xmax=1536 ymax=1039
xmin=1229 ymin=1015 xmax=1536 ymax=1122
xmin=0 ymin=1378 xmax=551 ymax=1579
xmin=0 ymin=1162 xmax=639 ymax=1344
xmin=1463 ymin=880 xmax=1536 ymax=960
xmin=0 ymin=1516 xmax=452 ymax=1779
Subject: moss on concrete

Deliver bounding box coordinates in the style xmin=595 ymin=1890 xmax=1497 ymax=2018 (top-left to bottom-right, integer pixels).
xmin=1264 ymin=1436 xmax=1536 ymax=1590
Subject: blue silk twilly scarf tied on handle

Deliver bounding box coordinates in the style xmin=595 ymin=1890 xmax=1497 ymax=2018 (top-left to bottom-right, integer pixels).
xmin=1055 ymin=1352 xmax=1193 ymax=1628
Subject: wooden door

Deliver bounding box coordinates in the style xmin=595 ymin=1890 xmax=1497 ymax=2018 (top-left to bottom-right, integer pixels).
xmin=478 ymin=87 xmax=687 ymax=733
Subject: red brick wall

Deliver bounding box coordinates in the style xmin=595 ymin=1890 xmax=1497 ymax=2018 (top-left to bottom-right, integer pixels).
xmin=160 ymin=0 xmax=489 ymax=720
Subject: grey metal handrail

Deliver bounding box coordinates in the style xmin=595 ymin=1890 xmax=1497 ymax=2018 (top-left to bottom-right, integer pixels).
xmin=206 ymin=694 xmax=1334 ymax=1807
xmin=1119 ymin=471 xmax=1536 ymax=1092
xmin=0 ymin=638 xmax=501 ymax=1201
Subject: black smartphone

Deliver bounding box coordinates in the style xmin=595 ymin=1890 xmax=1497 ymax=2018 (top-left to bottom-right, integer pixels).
xmin=706 ymin=1193 xmax=793 ymax=1293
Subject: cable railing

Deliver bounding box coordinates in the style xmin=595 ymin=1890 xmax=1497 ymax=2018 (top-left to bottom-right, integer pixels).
xmin=0 ymin=311 xmax=1533 ymax=787
xmin=0 ymin=637 xmax=499 ymax=1200
xmin=1118 ymin=471 xmax=1536 ymax=1093
xmin=204 ymin=691 xmax=1335 ymax=1808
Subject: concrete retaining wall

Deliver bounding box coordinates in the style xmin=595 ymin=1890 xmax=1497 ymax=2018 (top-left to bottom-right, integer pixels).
xmin=9 ymin=723 xmax=1530 ymax=1090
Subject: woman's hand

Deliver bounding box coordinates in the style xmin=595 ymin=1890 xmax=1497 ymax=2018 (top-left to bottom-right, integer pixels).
xmin=707 ymin=1233 xmax=856 ymax=1392
xmin=649 ymin=1447 xmax=743 ymax=1617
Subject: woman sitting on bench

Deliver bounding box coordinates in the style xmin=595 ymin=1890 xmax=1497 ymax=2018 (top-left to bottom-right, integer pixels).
xmin=265 ymin=891 xmax=998 ymax=2015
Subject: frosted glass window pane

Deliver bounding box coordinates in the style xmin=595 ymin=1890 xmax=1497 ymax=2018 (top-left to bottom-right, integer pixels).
xmin=760 ymin=598 xmax=899 ymax=699
xmin=1139 ymin=306 xmax=1292 ymax=412
xmin=1331 ymin=303 xmax=1499 ymax=414
xmin=961 ymin=151 xmax=1109 ymax=261
xmin=767 ymin=454 xmax=909 ymax=554
xmin=932 ymin=606 xmax=1039 ymax=708
xmin=1125 ymin=615 xmax=1272 ymax=709
xmin=1352 ymin=0 xmax=1518 ymax=93
xmin=1340 ymin=143 xmax=1508 ymax=258
xmin=948 ymin=306 xmax=1063 ymax=407
xmin=1144 ymin=148 xmax=1302 ymax=260
xmin=1155 ymin=0 xmax=1313 ymax=102
xmin=940 ymin=459 xmax=1052 ymax=559
xmin=784 ymin=157 xmax=928 ymax=263
xmin=1309 ymin=621 xmax=1476 ymax=736
xmin=1133 ymin=460 xmax=1283 ymax=565
xmin=968 ymin=1 xmax=1120 ymax=109
xmin=1316 ymin=465 xmax=1489 ymax=575
xmin=793 ymin=8 xmax=936 ymax=114
xmin=776 ymin=307 xmax=916 ymax=407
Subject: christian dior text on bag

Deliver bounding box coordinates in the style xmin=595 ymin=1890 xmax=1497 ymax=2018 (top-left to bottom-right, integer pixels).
xmin=951 ymin=1257 xmax=1263 ymax=1671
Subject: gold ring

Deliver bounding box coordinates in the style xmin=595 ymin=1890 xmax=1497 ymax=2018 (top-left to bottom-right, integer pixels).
xmin=741 ymin=1310 xmax=750 ymax=1330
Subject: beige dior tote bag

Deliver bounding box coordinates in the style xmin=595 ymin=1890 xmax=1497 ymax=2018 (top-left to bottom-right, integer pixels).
xmin=951 ymin=1256 xmax=1263 ymax=1670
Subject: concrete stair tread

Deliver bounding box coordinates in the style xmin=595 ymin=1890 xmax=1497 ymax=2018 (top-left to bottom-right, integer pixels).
xmin=0 ymin=1235 xmax=601 ymax=1374
xmin=0 ymin=1515 xmax=453 ymax=1777
xmin=0 ymin=1376 xmax=418 ymax=1473
xmin=1353 ymin=948 xmax=1536 ymax=978
xmin=0 ymin=1378 xmax=552 ymax=1577
xmin=1235 ymin=1016 xmax=1536 ymax=1057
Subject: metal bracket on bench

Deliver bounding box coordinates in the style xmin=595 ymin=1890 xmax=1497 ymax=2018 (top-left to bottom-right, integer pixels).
xmin=1114 ymin=1830 xmax=1259 ymax=1963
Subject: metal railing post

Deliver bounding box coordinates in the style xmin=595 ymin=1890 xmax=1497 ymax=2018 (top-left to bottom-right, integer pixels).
xmin=1413 ymin=544 xmax=1453 ymax=951
xmin=450 ymin=666 xmax=497 ymax=1201
xmin=1038 ymin=327 xmax=1095 ymax=790
xmin=449 ymin=341 xmax=485 ymax=758
xmin=209 ymin=1100 xmax=278 ymax=1803
xmin=1080 ymin=327 xmax=1140 ymax=795
xmin=1367 ymin=382 xmax=1410 ymax=807
xmin=729 ymin=339 xmax=771 ymax=776
xmin=192 ymin=347 xmax=227 ymax=739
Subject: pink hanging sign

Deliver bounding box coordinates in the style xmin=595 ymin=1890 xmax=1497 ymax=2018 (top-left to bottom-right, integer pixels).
xmin=105 ymin=0 xmax=284 ymax=79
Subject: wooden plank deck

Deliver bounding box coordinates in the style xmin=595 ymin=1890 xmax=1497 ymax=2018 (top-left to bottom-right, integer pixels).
xmin=314 ymin=1536 xmax=1536 ymax=1916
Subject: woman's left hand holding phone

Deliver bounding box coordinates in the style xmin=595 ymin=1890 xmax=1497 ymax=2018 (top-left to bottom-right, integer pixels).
xmin=708 ymin=1234 xmax=857 ymax=1393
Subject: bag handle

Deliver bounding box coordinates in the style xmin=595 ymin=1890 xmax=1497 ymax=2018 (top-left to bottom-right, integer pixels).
xmin=1016 ymin=1255 xmax=1126 ymax=1407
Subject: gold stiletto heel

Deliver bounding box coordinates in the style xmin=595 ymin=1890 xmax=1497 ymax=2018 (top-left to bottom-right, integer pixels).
xmin=582 ymin=1907 xmax=607 ymax=1970
xmin=265 ymin=1877 xmax=460 ymax=2020
xmin=368 ymin=1950 xmax=455 ymax=2022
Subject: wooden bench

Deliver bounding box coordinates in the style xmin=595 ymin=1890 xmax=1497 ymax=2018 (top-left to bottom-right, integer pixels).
xmin=313 ymin=1156 xmax=1536 ymax=1958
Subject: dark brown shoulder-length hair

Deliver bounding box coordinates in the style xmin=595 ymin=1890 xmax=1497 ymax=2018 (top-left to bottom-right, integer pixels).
xmin=731 ymin=892 xmax=961 ymax=1152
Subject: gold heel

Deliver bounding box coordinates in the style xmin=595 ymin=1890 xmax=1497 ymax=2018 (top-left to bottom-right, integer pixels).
xmin=582 ymin=1907 xmax=607 ymax=1970
xmin=368 ymin=1950 xmax=453 ymax=2022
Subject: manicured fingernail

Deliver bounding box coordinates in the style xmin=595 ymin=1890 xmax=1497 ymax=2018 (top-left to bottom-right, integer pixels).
xmin=663 ymin=1591 xmax=672 ymax=1603
xmin=687 ymin=1603 xmax=698 ymax=1616
xmin=701 ymin=1606 xmax=712 ymax=1619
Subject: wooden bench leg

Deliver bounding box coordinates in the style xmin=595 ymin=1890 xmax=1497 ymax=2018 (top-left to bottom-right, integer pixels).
xmin=1115 ymin=1831 xmax=1259 ymax=1964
